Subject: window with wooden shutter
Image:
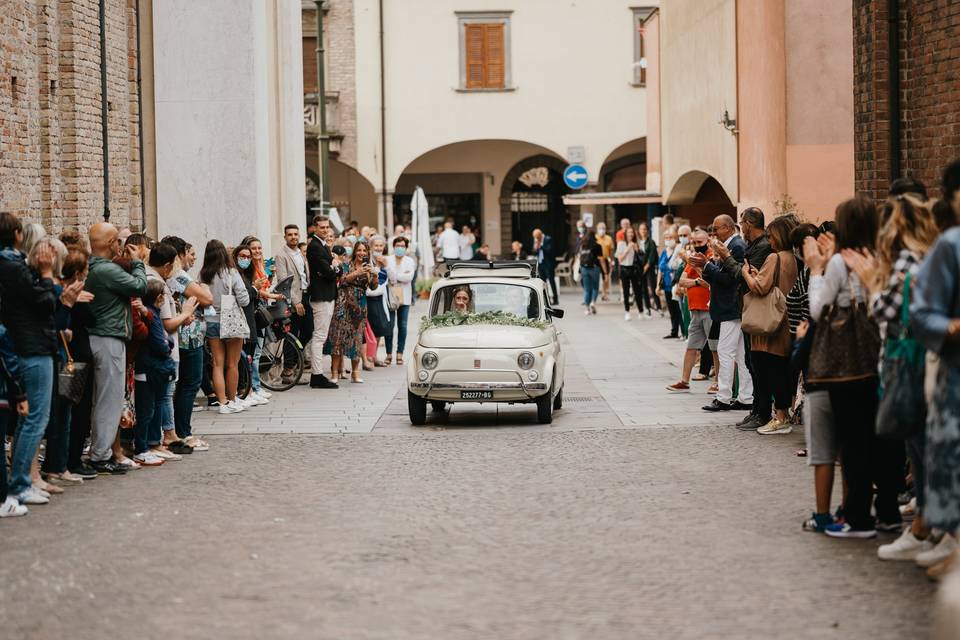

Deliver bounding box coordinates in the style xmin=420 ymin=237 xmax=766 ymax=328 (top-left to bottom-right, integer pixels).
xmin=458 ymin=15 xmax=511 ymax=90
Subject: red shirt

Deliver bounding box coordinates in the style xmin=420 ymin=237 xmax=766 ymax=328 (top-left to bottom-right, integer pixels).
xmin=684 ymin=252 xmax=712 ymax=311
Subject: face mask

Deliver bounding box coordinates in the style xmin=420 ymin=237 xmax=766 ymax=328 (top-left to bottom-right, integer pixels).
xmin=344 ymin=247 xmax=353 ymax=257
xmin=394 ymin=247 xmax=407 ymax=257
xmin=695 ymin=245 xmax=708 ymax=254
xmin=237 ymin=258 xmax=251 ymax=269
xmin=577 ymin=227 xmax=585 ymax=235
xmin=346 ymin=235 xmax=357 ymax=244
xmin=665 ymin=239 xmax=677 ymax=250
xmin=596 ymin=229 xmax=606 ymax=237
xmin=373 ymin=251 xmax=383 ymax=259
xmin=679 ymin=237 xmax=689 ymax=247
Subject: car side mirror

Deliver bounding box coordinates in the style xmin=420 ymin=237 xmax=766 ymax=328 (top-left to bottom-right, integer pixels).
xmin=548 ymin=308 xmax=564 ymax=319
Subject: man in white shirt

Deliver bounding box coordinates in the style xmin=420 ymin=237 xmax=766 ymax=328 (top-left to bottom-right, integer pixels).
xmin=459 ymin=224 xmax=475 ymax=260
xmin=438 ymin=220 xmax=461 ymax=262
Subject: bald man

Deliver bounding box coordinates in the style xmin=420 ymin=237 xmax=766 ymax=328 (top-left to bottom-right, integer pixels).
xmin=84 ymin=222 xmax=148 ymax=473
xmin=700 ymin=214 xmax=752 ymax=412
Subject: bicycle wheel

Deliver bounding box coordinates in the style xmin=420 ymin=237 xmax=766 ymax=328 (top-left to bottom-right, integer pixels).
xmin=237 ymin=352 xmax=252 ymax=399
xmin=260 ymin=333 xmax=303 ymax=392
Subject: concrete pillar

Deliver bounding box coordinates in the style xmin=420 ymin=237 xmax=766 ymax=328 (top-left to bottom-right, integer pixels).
xmin=152 ymin=0 xmax=305 ymax=255
xmin=376 ymin=190 xmax=394 ymax=235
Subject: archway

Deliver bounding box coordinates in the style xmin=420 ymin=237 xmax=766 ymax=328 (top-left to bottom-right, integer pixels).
xmin=499 ymin=154 xmax=573 ymax=257
xmin=667 ymin=171 xmax=736 ymax=229
xmin=305 ymin=160 xmax=378 ymax=229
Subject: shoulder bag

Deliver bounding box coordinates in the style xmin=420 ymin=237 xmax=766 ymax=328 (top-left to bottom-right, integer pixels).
xmin=741 ymin=254 xmax=787 ymax=336
xmin=876 ymin=273 xmax=927 ymax=439
xmin=57 ymin=331 xmax=89 ymax=405
xmin=218 ymin=273 xmax=251 ymax=340
xmin=806 ymin=273 xmax=880 ymax=386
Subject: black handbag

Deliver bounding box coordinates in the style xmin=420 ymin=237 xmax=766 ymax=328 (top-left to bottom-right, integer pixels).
xmin=57 ymin=331 xmax=89 ymax=405
xmin=806 ymin=275 xmax=881 ymax=386
xmin=255 ymin=303 xmax=272 ymax=331
xmin=876 ymin=273 xmax=927 ymax=439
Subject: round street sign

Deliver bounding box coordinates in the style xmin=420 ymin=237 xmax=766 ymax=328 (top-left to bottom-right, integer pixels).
xmin=563 ymin=164 xmax=589 ymax=190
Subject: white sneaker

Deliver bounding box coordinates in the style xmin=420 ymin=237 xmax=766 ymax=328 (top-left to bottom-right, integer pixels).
xmin=584 ymin=308 xmax=591 ymax=316
xmin=0 ymin=496 xmax=27 ymax=517
xmin=257 ymin=389 xmax=272 ymax=399
xmin=249 ymin=392 xmax=269 ymax=406
xmin=878 ymin=528 xmax=935 ymax=561
xmin=229 ymin=399 xmax=247 ymax=412
xmin=32 ymin=485 xmax=51 ymax=498
xmin=218 ymin=402 xmax=242 ymax=415
xmin=916 ymin=533 xmax=958 ymax=567
xmin=624 ymin=312 xmax=631 ymax=321
xmin=133 ymin=451 xmax=165 ymax=467
xmin=18 ymin=487 xmax=49 ymax=505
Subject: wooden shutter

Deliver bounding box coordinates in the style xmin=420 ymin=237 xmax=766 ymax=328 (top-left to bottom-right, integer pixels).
xmin=464 ymin=24 xmax=485 ymax=89
xmin=483 ymin=24 xmax=505 ymax=88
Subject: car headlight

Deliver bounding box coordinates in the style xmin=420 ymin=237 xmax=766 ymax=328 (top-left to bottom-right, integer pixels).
xmin=527 ymin=370 xmax=539 ymax=381
xmin=421 ymin=351 xmax=439 ymax=370
xmin=418 ymin=370 xmax=429 ymax=381
xmin=517 ymin=351 xmax=535 ymax=370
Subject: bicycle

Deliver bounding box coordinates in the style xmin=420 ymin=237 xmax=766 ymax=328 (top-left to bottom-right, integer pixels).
xmin=257 ymin=276 xmax=305 ymax=392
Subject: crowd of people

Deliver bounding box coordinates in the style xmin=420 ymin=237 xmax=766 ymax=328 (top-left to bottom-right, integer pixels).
xmin=0 ymin=213 xmax=424 ymax=518
xmin=577 ymin=166 xmax=960 ymax=581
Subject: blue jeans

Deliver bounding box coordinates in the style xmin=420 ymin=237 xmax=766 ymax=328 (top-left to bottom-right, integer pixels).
xmin=175 ymin=346 xmax=204 ymax=439
xmin=386 ymin=305 xmax=410 ymax=355
xmin=159 ymin=378 xmax=175 ymax=437
xmin=581 ymin=266 xmax=600 ymax=306
xmin=134 ymin=377 xmax=164 ymax=454
xmin=251 ymin=337 xmax=263 ymax=391
xmin=9 ymin=356 xmax=54 ymax=496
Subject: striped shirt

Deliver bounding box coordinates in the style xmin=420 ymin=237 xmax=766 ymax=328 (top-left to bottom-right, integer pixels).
xmin=786 ymin=257 xmax=809 ymax=334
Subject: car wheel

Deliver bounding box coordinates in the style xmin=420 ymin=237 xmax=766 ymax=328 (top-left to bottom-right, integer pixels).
xmin=408 ymin=391 xmax=427 ymax=425
xmin=553 ymin=386 xmax=563 ymax=410
xmin=430 ymin=400 xmax=446 ymax=412
xmin=536 ymin=392 xmax=553 ymax=424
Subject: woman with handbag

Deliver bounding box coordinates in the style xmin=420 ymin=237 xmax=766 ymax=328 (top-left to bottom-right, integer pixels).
xmin=327 ymin=240 xmax=377 ymax=383
xmin=233 ymin=244 xmax=269 ymax=407
xmin=578 ymin=231 xmax=602 ymax=315
xmin=658 ymin=227 xmax=684 ymax=338
xmin=842 ymin=193 xmax=940 ymax=560
xmin=365 ymin=236 xmax=391 ymax=368
xmin=805 ymin=196 xmax=895 ymax=539
xmin=739 ymin=216 xmax=799 ymax=434
xmin=385 ymin=236 xmax=416 ymax=365
xmin=200 ymin=240 xmax=250 ymax=414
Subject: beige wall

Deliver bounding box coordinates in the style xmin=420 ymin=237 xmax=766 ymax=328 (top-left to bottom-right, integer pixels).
xmin=736 ymin=0 xmax=787 ymax=215
xmin=352 ymin=0 xmax=649 ymax=193
xmin=660 ymin=0 xmax=738 ymax=205
xmin=784 ymin=0 xmax=854 ymax=222
xmin=644 ymin=11 xmax=662 ymax=194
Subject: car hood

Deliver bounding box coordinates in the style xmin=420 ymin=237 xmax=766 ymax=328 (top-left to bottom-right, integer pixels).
xmin=419 ymin=325 xmax=550 ymax=349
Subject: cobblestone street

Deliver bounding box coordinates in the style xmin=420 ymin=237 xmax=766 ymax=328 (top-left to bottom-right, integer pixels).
xmin=1 ymin=293 xmax=935 ymax=639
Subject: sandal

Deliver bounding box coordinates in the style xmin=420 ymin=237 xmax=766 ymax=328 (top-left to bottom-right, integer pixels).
xmin=795 ymin=448 xmax=808 ymax=457
xmin=692 ymin=373 xmax=709 ymax=381
xmin=165 ymin=440 xmax=194 ymax=455
xmin=396 ymin=354 xmax=404 ymax=365
xmin=384 ymin=356 xmax=393 ymax=365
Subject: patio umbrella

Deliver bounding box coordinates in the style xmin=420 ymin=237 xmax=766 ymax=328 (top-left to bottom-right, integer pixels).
xmin=410 ymin=186 xmax=435 ymax=279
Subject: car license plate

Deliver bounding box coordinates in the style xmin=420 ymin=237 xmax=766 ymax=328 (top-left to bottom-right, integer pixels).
xmin=460 ymin=390 xmax=493 ymax=400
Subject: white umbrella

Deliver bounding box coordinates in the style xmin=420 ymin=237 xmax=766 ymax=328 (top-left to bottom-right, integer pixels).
xmin=409 ymin=186 xmax=435 ymax=279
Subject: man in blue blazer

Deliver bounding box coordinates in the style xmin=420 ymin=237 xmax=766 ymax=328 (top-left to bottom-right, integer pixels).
xmin=697 ymin=214 xmax=753 ymax=412
xmin=532 ymin=229 xmax=559 ymax=305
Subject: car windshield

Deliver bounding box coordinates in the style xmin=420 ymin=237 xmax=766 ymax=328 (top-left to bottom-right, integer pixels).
xmin=431 ymin=283 xmax=540 ymax=319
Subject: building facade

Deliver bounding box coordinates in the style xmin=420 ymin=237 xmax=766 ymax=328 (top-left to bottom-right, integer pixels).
xmin=0 ymin=0 xmax=143 ymax=232
xmin=656 ymin=0 xmax=854 ymax=225
xmin=305 ymin=0 xmax=653 ymax=255
xmin=854 ymin=0 xmax=960 ymax=202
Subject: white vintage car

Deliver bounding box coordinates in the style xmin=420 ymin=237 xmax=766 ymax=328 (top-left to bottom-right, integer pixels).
xmin=407 ymin=261 xmax=566 ymax=425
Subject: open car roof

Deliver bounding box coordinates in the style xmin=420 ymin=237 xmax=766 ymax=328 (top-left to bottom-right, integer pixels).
xmin=445 ymin=260 xmax=538 ymax=279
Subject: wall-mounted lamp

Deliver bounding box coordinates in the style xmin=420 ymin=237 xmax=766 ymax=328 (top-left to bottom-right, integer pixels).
xmin=720 ymin=110 xmax=738 ymax=135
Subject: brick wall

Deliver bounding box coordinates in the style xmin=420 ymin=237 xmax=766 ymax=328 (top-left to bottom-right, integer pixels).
xmin=855 ymin=0 xmax=960 ymax=201
xmin=0 ymin=0 xmax=141 ymax=235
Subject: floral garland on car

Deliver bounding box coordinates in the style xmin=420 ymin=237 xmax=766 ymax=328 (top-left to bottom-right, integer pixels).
xmin=419 ymin=310 xmax=546 ymax=333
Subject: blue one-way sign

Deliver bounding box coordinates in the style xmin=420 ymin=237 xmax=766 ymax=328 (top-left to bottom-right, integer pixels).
xmin=563 ymin=164 xmax=589 ymax=190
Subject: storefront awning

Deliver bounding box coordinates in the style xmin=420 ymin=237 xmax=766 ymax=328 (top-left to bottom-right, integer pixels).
xmin=562 ymin=190 xmax=663 ymax=206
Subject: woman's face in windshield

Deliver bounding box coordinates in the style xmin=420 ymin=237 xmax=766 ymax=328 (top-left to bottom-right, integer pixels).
xmin=453 ymin=290 xmax=471 ymax=312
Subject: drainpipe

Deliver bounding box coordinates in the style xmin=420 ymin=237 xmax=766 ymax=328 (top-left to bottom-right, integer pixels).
xmin=315 ymin=0 xmax=330 ymax=217
xmin=379 ymin=0 xmax=389 ymax=233
xmin=134 ymin=0 xmax=146 ymax=229
xmin=99 ymin=0 xmax=111 ymax=221
xmin=888 ymin=0 xmax=901 ymax=182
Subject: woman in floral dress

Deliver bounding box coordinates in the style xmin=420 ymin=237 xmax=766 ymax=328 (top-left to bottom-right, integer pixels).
xmin=327 ymin=240 xmax=376 ymax=384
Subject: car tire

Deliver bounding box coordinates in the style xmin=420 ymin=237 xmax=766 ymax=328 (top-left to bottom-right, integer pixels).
xmin=408 ymin=391 xmax=427 ymax=425
xmin=430 ymin=400 xmax=446 ymax=412
xmin=553 ymin=386 xmax=563 ymax=410
xmin=536 ymin=392 xmax=553 ymax=424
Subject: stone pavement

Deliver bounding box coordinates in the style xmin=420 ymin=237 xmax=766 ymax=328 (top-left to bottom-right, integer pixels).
xmin=0 ymin=289 xmax=938 ymax=640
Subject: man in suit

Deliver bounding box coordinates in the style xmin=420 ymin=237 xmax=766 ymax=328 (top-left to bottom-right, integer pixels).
xmin=306 ymin=216 xmax=340 ymax=389
xmin=696 ymin=214 xmax=752 ymax=412
xmin=532 ymin=228 xmax=559 ymax=305
xmin=273 ymin=224 xmax=312 ymax=370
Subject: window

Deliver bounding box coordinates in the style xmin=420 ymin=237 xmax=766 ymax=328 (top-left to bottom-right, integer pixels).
xmin=457 ymin=12 xmax=512 ymax=90
xmin=632 ymin=8 xmax=656 ymax=87
xmin=431 ymin=284 xmax=540 ymax=319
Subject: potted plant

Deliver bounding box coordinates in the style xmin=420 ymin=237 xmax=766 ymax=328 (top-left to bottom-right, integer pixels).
xmin=415 ymin=277 xmax=436 ymax=299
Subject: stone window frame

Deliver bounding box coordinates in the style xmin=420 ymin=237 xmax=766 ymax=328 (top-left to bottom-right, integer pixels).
xmin=456 ymin=11 xmax=515 ymax=92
